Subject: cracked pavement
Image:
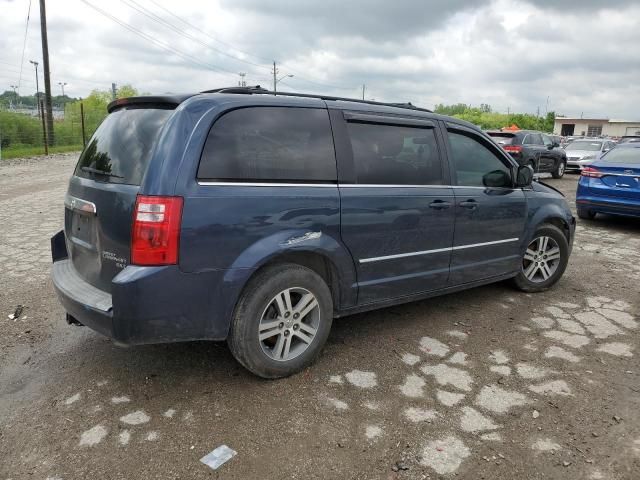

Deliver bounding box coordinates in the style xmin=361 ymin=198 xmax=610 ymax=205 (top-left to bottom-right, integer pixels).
xmin=0 ymin=153 xmax=639 ymax=479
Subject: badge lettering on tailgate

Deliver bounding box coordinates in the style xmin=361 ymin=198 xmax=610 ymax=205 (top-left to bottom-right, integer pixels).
xmin=102 ymin=251 xmax=128 ymax=269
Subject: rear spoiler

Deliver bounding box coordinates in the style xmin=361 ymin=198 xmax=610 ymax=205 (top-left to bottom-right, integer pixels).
xmin=107 ymin=94 xmax=194 ymax=113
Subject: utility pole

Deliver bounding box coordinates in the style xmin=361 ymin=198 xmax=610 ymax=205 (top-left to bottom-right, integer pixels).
xmin=272 ymin=61 xmax=278 ymax=95
xmin=362 ymin=84 xmax=365 ymax=100
xmin=29 ymin=60 xmax=41 ymax=120
xmin=39 ymin=0 xmax=54 ymax=146
xmin=545 ymin=96 xmax=550 ymax=116
xmin=58 ymin=81 xmax=67 ymax=110
xmin=10 ymin=85 xmax=19 ymax=108
xmin=238 ymin=72 xmax=246 ymax=87
xmin=111 ymin=83 xmax=117 ymax=101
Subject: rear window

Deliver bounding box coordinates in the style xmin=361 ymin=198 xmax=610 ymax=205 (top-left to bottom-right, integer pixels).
xmin=600 ymin=147 xmax=640 ymax=164
xmin=75 ymin=107 xmax=172 ymax=185
xmin=566 ymin=141 xmax=602 ymax=151
xmin=487 ymin=133 xmax=516 ymax=145
xmin=198 ymin=107 xmax=336 ymax=183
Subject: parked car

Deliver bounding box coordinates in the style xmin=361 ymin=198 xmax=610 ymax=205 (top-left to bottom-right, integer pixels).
xmin=576 ymin=143 xmax=640 ymax=220
xmin=51 ymin=87 xmax=575 ymax=378
xmin=565 ymin=139 xmax=616 ymax=172
xmin=618 ymin=135 xmax=640 ymax=144
xmin=486 ymin=130 xmax=567 ymax=178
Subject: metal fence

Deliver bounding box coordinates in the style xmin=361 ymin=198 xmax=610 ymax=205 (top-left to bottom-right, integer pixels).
xmin=0 ymin=102 xmax=107 ymax=159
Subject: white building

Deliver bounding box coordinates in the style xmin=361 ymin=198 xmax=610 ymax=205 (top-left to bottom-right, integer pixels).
xmin=554 ymin=117 xmax=640 ymax=138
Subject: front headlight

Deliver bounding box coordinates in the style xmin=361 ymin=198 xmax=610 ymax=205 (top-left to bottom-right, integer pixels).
xmin=580 ymin=155 xmax=596 ymax=161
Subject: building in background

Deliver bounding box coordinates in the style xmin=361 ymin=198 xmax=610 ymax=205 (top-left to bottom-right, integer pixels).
xmin=554 ymin=117 xmax=640 ymax=137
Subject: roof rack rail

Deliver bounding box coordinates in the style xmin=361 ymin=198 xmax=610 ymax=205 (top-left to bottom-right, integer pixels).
xmin=199 ymin=86 xmax=432 ymax=113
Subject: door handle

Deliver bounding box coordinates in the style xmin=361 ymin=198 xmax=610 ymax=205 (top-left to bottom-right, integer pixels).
xmin=429 ymin=200 xmax=451 ymax=210
xmin=459 ymin=200 xmax=478 ymax=210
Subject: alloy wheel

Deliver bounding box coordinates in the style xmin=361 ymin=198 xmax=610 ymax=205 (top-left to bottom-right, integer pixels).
xmin=258 ymin=287 xmax=320 ymax=361
xmin=522 ymin=236 xmax=561 ymax=283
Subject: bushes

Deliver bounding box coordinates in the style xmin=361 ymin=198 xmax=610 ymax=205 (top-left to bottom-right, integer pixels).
xmin=0 ymin=85 xmax=140 ymax=159
xmin=434 ymin=104 xmax=555 ymax=132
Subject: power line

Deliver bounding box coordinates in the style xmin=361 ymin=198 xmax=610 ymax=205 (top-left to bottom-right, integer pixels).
xmin=120 ymin=0 xmax=271 ymax=71
xmin=147 ymin=0 xmax=274 ymax=65
xmin=79 ymin=0 xmax=240 ymax=77
xmin=144 ymin=0 xmax=354 ymax=91
xmin=18 ymin=0 xmax=33 ymax=95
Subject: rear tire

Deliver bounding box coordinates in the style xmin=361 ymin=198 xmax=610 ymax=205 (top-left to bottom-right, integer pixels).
xmin=577 ymin=208 xmax=596 ymax=220
xmin=513 ymin=224 xmax=569 ymax=293
xmin=228 ymin=263 xmax=333 ymax=379
xmin=552 ymin=160 xmax=566 ymax=179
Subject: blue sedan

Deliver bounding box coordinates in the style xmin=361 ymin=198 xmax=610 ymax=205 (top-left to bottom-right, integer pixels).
xmin=576 ymin=143 xmax=640 ymax=220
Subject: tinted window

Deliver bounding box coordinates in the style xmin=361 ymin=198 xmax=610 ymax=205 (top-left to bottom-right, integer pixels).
xmin=523 ymin=133 xmax=542 ymax=145
xmin=448 ymin=131 xmax=512 ymax=187
xmin=75 ymin=108 xmax=172 ymax=185
xmin=198 ymin=107 xmax=336 ymax=182
xmin=601 ymin=147 xmax=640 ymax=164
xmin=346 ymin=122 xmax=443 ymax=185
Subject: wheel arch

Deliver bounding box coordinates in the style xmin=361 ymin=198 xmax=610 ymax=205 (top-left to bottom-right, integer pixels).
xmin=218 ymin=231 xmax=358 ymax=338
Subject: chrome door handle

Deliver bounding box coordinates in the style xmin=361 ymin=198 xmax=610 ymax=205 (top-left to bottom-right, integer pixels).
xmin=459 ymin=200 xmax=478 ymax=210
xmin=429 ymin=200 xmax=451 ymax=210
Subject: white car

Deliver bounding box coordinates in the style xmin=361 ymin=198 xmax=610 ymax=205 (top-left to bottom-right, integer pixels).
xmin=564 ymin=139 xmax=616 ymax=172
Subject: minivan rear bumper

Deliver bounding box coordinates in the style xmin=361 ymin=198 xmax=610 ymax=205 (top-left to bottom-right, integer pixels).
xmin=52 ymin=259 xmax=115 ymax=339
xmin=51 ymin=231 xmax=247 ymax=345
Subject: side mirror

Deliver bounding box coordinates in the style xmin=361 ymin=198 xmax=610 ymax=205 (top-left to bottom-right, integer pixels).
xmin=483 ymin=169 xmax=511 ymax=188
xmin=552 ymin=142 xmax=560 ymax=148
xmin=516 ymin=165 xmax=534 ymax=187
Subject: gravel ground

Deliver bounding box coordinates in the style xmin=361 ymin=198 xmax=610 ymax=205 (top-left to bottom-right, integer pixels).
xmin=1 ymin=153 xmax=639 ymax=480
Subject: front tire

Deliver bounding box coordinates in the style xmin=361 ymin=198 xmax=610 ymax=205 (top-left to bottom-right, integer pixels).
xmin=513 ymin=224 xmax=569 ymax=292
xmin=552 ymin=159 xmax=566 ymax=179
xmin=228 ymin=263 xmax=333 ymax=379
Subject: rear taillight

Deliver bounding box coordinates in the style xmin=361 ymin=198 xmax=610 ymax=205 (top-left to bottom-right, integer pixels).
xmin=131 ymin=195 xmax=183 ymax=266
xmin=503 ymin=145 xmax=523 ymax=154
xmin=581 ymin=167 xmax=603 ymax=178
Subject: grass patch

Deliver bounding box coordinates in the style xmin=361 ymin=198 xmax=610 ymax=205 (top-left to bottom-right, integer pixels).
xmin=1 ymin=144 xmax=83 ymax=160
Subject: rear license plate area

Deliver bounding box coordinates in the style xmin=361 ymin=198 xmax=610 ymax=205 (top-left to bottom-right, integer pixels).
xmin=70 ymin=210 xmax=96 ymax=247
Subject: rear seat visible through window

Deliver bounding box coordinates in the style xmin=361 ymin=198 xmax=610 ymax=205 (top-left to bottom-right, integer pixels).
xmin=345 ymin=121 xmax=443 ymax=185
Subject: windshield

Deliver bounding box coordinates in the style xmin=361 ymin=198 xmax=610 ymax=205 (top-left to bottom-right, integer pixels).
xmin=600 ymin=147 xmax=640 ymax=164
xmin=566 ymin=141 xmax=602 ymax=151
xmin=74 ymin=107 xmax=173 ymax=185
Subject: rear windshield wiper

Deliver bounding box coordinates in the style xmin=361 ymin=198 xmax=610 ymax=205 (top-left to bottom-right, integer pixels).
xmin=81 ymin=166 xmax=124 ymax=179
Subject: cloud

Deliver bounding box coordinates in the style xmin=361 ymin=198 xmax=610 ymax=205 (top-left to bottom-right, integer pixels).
xmin=0 ymin=0 xmax=638 ymax=119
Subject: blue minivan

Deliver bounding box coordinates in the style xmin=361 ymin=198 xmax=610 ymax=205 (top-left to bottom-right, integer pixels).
xmin=51 ymin=87 xmax=575 ymax=378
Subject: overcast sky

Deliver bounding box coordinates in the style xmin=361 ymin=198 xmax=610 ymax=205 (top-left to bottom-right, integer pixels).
xmin=1 ymin=0 xmax=639 ymax=119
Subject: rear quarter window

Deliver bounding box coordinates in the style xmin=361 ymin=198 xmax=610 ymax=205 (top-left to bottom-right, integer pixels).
xmin=601 ymin=148 xmax=640 ymax=164
xmin=74 ymin=107 xmax=172 ymax=185
xmin=197 ymin=107 xmax=337 ymax=183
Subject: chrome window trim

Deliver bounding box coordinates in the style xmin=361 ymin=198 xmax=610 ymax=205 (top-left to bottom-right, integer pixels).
xmin=339 ymin=184 xmax=448 ymax=189
xmin=197 ymin=181 xmax=514 ymax=189
xmin=197 ymin=181 xmax=338 ymax=187
xmin=359 ymin=237 xmax=520 ymax=264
